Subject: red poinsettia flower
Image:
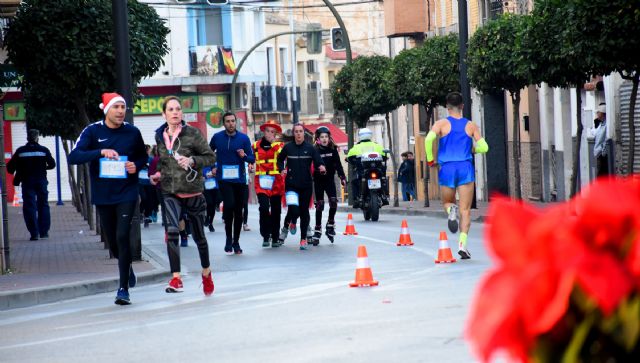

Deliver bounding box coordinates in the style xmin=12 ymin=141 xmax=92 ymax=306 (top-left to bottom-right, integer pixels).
xmin=466 ymin=198 xmax=578 ymax=362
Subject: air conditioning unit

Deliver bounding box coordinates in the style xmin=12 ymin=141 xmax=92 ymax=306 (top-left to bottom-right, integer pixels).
xmin=306 ymin=60 xmax=319 ymax=74
xmin=234 ymin=84 xmax=251 ymax=109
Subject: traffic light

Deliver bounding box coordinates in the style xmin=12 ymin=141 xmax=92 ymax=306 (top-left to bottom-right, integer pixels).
xmin=307 ymin=29 xmax=322 ymax=54
xmin=331 ymin=27 xmax=346 ymax=51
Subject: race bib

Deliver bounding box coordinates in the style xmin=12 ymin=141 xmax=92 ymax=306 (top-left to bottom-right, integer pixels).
xmin=221 ymin=165 xmax=240 ymax=180
xmin=99 ymin=156 xmax=128 ymax=179
xmin=258 ymin=175 xmax=275 ymax=190
xmin=285 ymin=191 xmax=299 ymax=206
xmin=138 ymin=169 xmax=149 ymax=180
xmin=204 ymin=177 xmax=218 ymax=190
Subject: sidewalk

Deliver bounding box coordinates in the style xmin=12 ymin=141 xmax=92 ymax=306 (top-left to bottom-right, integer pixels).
xmin=0 ymin=203 xmax=168 ymax=310
xmin=337 ymin=199 xmax=491 ymax=222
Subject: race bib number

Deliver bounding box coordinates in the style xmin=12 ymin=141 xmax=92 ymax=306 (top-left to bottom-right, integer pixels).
xmin=99 ymin=156 xmax=127 ymax=179
xmin=285 ymin=191 xmax=299 ymax=206
xmin=204 ymin=178 xmax=218 ymax=190
xmin=222 ymin=165 xmax=240 ymax=180
xmin=258 ymin=175 xmax=275 ymax=190
xmin=138 ymin=169 xmax=149 ymax=180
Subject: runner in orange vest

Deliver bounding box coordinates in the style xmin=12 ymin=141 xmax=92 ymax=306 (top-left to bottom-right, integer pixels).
xmin=253 ymin=120 xmax=286 ymax=248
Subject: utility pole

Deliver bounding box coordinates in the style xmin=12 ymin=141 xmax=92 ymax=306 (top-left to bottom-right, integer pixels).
xmin=289 ymin=0 xmax=299 ymax=123
xmin=113 ymin=0 xmax=142 ymax=261
xmin=321 ymin=0 xmax=354 ymax=204
xmin=457 ymin=0 xmax=477 ymax=209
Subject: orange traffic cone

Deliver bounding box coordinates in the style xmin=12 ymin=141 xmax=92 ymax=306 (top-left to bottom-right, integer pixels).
xmin=349 ymin=245 xmax=378 ymax=287
xmin=12 ymin=195 xmax=20 ymax=207
xmin=435 ymin=231 xmax=457 ymax=263
xmin=396 ymin=219 xmax=414 ymax=246
xmin=343 ymin=213 xmax=358 ymax=235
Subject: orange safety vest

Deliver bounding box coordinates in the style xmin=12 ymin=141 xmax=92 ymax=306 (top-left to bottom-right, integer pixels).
xmin=252 ymin=140 xmax=285 ymax=196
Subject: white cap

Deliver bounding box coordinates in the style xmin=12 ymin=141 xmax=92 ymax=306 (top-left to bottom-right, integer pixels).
xmin=597 ymin=104 xmax=606 ymax=114
xmin=358 ymin=128 xmax=373 ymax=141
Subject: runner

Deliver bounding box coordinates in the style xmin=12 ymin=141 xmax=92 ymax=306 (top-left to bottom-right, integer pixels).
xmin=150 ymin=96 xmax=215 ymax=295
xmin=311 ymin=126 xmax=346 ymax=245
xmin=276 ymin=124 xmax=326 ymax=250
xmin=425 ymin=92 xmax=489 ymax=260
xmin=252 ymin=120 xmax=285 ymax=248
xmin=68 ymin=92 xmax=147 ymax=305
xmin=209 ymin=112 xmax=255 ymax=255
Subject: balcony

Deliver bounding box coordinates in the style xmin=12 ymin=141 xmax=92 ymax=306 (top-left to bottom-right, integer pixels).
xmin=252 ymin=85 xmax=300 ymax=113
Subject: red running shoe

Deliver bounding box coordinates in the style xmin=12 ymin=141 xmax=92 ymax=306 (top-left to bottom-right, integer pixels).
xmin=202 ymin=272 xmax=214 ymax=296
xmin=165 ymin=277 xmax=183 ymax=293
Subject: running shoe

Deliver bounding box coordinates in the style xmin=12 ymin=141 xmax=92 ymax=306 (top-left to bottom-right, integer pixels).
xmin=165 ymin=277 xmax=184 ymax=293
xmin=272 ymin=239 xmax=283 ymax=248
xmin=202 ymin=272 xmax=214 ymax=296
xmin=128 ymin=265 xmax=137 ymax=288
xmin=279 ymin=226 xmax=289 ymax=242
xmin=243 ymin=224 xmax=251 ymax=231
xmin=208 ymin=223 xmax=215 ymax=233
xmin=299 ymin=239 xmax=308 ymax=250
xmin=233 ymin=242 xmax=243 ymax=255
xmin=262 ymin=238 xmax=271 ymax=248
xmin=458 ymin=242 xmax=471 ymax=260
xmin=448 ymin=205 xmax=459 ymax=234
xmin=151 ymin=211 xmax=158 ymax=223
xmin=115 ymin=288 xmax=131 ymax=305
xmin=40 ymin=233 xmax=49 ymax=239
xmin=224 ymin=237 xmax=233 ymax=255
xmin=289 ymin=223 xmax=297 ymax=235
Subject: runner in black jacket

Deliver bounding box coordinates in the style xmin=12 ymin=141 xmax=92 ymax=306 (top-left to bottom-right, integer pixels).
xmin=311 ymin=127 xmax=346 ymax=245
xmin=276 ymin=124 xmax=325 ymax=250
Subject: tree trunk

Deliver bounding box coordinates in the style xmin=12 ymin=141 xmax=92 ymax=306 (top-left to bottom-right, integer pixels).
xmin=77 ymin=160 xmax=88 ymax=219
xmin=61 ymin=140 xmax=81 ymax=212
xmin=570 ymin=88 xmax=583 ymax=197
xmin=511 ymin=91 xmax=522 ymax=199
xmin=385 ymin=113 xmax=400 ymax=207
xmin=627 ymin=73 xmax=639 ymax=174
xmin=84 ymin=163 xmax=94 ymax=230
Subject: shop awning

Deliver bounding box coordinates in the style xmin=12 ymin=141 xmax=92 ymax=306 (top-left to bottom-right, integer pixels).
xmin=303 ymin=122 xmax=348 ymax=145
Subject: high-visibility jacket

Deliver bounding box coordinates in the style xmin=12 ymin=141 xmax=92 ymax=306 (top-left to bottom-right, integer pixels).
xmin=252 ymin=139 xmax=285 ymax=196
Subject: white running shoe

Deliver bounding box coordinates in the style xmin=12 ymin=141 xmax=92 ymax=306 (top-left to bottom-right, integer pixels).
xmin=448 ymin=205 xmax=459 ymax=233
xmin=458 ymin=242 xmax=471 ymax=260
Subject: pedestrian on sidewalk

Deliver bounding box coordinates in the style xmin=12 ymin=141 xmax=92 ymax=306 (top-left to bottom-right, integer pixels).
xmin=68 ymin=93 xmax=147 ymax=305
xmin=277 ymin=124 xmax=326 ymax=250
xmin=311 ymin=126 xmax=346 ymax=245
xmin=398 ymin=151 xmax=416 ymax=202
xmin=7 ymin=129 xmax=55 ymax=241
xmin=425 ymin=92 xmax=489 ymax=260
xmin=208 ymin=112 xmax=255 ymax=255
xmin=593 ymin=103 xmax=609 ymax=177
xmin=252 ymin=120 xmax=285 ymax=248
xmin=150 ymin=96 xmax=215 ymax=296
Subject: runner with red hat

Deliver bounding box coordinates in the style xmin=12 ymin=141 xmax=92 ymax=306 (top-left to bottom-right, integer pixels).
xmin=252 ymin=120 xmax=286 ymax=247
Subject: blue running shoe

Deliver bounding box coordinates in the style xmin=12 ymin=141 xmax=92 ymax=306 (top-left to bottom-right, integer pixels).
xmin=289 ymin=223 xmax=297 ymax=235
xmin=128 ymin=265 xmax=137 ymax=288
xmin=115 ymin=288 xmax=131 ymax=305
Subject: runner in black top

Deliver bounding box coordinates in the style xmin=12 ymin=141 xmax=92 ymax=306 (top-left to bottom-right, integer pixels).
xmin=311 ymin=127 xmax=346 ymax=245
xmin=276 ymin=124 xmax=325 ymax=250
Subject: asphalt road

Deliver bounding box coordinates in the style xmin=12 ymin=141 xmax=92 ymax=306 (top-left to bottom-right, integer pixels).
xmin=0 ymin=207 xmax=490 ymax=363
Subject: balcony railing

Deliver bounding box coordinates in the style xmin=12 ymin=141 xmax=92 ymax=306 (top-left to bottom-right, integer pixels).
xmin=252 ymin=85 xmax=300 ymax=113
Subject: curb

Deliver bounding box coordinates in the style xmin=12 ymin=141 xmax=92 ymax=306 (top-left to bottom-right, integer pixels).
xmin=336 ymin=206 xmax=486 ymax=223
xmin=0 ymin=251 xmax=169 ymax=311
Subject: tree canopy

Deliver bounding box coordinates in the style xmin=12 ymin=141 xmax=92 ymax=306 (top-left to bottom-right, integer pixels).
xmin=4 ymin=0 xmax=170 ymax=139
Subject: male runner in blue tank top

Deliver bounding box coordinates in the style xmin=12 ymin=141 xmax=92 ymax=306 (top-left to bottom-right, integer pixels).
xmin=425 ymin=92 xmax=489 ymax=259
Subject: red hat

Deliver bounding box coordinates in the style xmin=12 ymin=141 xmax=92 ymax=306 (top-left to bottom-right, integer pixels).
xmin=260 ymin=120 xmax=282 ymax=133
xmin=99 ymin=93 xmax=126 ymax=115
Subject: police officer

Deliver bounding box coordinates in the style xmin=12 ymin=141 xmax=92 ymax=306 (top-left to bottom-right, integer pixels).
xmin=346 ymin=128 xmax=388 ymax=208
xmin=7 ymin=129 xmax=55 ymax=241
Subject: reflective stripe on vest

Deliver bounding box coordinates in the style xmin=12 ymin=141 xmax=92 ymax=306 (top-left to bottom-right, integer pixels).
xmin=254 ymin=141 xmax=282 ymax=176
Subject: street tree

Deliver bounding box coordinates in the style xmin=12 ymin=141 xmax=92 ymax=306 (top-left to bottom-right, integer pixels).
xmin=4 ymin=0 xmax=170 ymax=215
xmin=572 ymin=0 xmax=640 ymax=174
xmin=331 ymin=56 xmax=402 ymax=206
xmin=467 ymin=14 xmax=534 ymax=199
xmin=528 ymin=0 xmax=600 ymax=196
xmin=390 ymin=34 xmax=459 ymax=129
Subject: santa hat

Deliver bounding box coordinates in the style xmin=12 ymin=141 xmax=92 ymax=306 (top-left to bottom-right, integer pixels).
xmin=99 ymin=93 xmax=126 ymax=115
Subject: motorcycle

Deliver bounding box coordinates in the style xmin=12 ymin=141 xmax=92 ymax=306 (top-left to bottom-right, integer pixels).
xmin=357 ymin=151 xmax=389 ymax=222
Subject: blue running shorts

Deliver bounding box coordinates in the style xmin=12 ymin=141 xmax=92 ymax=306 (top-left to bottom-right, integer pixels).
xmin=438 ymin=160 xmax=475 ymax=188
